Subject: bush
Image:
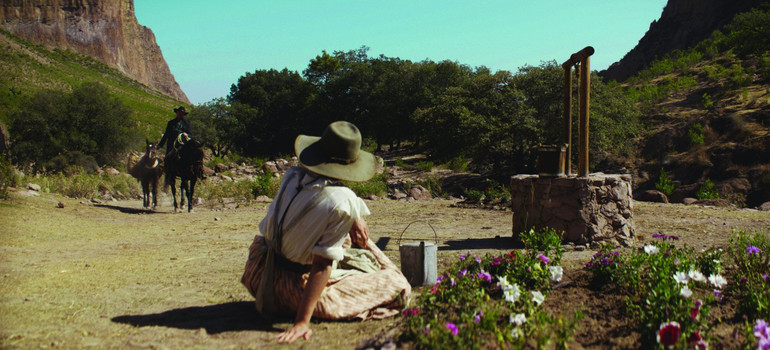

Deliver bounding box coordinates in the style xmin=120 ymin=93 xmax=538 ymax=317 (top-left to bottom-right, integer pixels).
xmin=656 ymin=168 xmax=675 ymax=196
xmin=0 ymin=154 xmax=19 ymax=199
xmin=9 ymin=82 xmax=137 ymax=172
xmin=343 ymin=172 xmax=388 ymax=198
xmin=696 ymin=179 xmax=719 ymax=200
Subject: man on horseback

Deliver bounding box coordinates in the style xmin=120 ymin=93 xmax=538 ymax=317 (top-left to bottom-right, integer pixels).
xmin=158 ymin=106 xmax=192 ymax=163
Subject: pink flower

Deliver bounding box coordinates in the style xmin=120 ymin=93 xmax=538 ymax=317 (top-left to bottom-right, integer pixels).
xmin=401 ymin=307 xmax=419 ymax=317
xmin=445 ymin=322 xmax=459 ymax=336
xmin=691 ymin=299 xmax=703 ymax=320
xmin=537 ymin=254 xmax=550 ymax=264
xmin=657 ymin=321 xmax=681 ymax=347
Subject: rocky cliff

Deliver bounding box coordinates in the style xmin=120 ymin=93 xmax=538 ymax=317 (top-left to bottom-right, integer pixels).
xmin=0 ymin=0 xmax=189 ymax=103
xmin=600 ymin=0 xmax=766 ymax=82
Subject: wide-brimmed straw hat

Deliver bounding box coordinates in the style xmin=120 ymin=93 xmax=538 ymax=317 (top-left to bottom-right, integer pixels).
xmin=295 ymin=121 xmax=375 ymax=182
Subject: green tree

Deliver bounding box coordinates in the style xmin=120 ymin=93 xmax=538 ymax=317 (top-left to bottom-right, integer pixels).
xmin=228 ymin=68 xmax=317 ymax=157
xmin=187 ymin=98 xmax=243 ymax=158
xmin=10 ymin=82 xmax=136 ymax=172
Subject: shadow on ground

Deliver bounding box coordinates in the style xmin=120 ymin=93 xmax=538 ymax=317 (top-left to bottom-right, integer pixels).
xmin=111 ymin=301 xmax=282 ymax=334
xmin=439 ymin=236 xmax=521 ymax=251
xmin=94 ymin=204 xmax=170 ymax=215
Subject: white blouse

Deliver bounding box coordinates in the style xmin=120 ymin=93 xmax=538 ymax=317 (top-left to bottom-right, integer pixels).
xmin=259 ymin=167 xmax=370 ymax=265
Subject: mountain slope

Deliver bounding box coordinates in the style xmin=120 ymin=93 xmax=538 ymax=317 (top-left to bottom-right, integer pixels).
xmin=601 ymin=0 xmax=767 ymax=82
xmin=0 ymin=0 xmax=188 ymax=103
xmin=0 ymin=28 xmax=183 ymax=140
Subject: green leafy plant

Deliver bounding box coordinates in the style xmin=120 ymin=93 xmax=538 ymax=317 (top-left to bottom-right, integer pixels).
xmin=656 ymin=168 xmax=675 ymax=196
xmin=483 ymin=181 xmax=512 ymax=204
xmin=696 ymin=179 xmax=719 ymax=200
xmin=701 ymin=93 xmax=714 ymax=110
xmin=585 ymin=246 xmax=623 ymax=286
xmin=416 ymin=161 xmax=434 ymax=172
xmin=688 ymin=123 xmax=706 ymax=146
xmin=728 ymin=229 xmax=770 ymax=321
xmin=463 ymin=188 xmax=483 ymax=204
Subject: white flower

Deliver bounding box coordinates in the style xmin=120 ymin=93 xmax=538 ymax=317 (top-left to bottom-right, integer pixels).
xmin=549 ymin=266 xmax=563 ymax=282
xmin=688 ymin=270 xmax=706 ymax=283
xmin=680 ymin=285 xmax=693 ymax=298
xmin=509 ymin=313 xmax=527 ymax=326
xmin=644 ymin=244 xmax=659 ymax=254
xmin=531 ymin=291 xmax=545 ymax=305
xmin=708 ymin=274 xmax=727 ymax=289
xmin=510 ymin=327 xmax=523 ymax=339
xmin=673 ymin=271 xmax=690 ymax=284
xmin=501 ymin=280 xmax=521 ymax=304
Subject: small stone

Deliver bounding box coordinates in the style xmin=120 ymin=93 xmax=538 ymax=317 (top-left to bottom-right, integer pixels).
xmin=26 ymin=183 xmax=41 ymax=191
xmin=214 ymin=217 xmax=221 ymax=221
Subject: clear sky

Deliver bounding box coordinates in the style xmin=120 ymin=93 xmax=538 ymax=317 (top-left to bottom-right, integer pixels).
xmin=133 ymin=1 xmax=667 ymax=105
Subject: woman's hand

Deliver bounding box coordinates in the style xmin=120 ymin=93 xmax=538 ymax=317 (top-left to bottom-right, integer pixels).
xmin=276 ymin=322 xmax=313 ymax=343
xmin=349 ymin=218 xmax=369 ymax=248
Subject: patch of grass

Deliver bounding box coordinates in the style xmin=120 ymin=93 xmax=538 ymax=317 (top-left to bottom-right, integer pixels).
xmin=343 ymin=172 xmax=389 ymax=198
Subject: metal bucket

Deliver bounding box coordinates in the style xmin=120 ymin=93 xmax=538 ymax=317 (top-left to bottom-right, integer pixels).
xmin=397 ymin=221 xmax=438 ymax=287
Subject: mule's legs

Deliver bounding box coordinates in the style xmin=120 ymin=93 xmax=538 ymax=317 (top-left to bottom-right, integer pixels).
xmin=151 ymin=179 xmax=158 ymax=209
xmin=141 ymin=180 xmax=150 ymax=208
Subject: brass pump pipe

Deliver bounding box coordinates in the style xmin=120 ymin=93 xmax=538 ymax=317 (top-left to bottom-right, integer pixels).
xmin=561 ymin=46 xmax=594 ymax=177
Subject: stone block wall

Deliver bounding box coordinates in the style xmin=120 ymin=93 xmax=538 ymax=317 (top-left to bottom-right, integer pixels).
xmin=510 ymin=174 xmax=635 ymax=246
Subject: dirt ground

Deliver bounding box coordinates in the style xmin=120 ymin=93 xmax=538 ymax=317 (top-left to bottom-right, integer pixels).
xmin=1 ymin=190 xmax=768 ymax=349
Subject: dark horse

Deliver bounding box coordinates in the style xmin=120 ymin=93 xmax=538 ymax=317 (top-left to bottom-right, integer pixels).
xmin=164 ymin=134 xmax=204 ymax=212
xmin=128 ymin=140 xmax=163 ymax=209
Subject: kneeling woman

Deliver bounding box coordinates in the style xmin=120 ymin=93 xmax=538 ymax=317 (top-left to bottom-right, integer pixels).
xmin=242 ymin=121 xmax=411 ymax=343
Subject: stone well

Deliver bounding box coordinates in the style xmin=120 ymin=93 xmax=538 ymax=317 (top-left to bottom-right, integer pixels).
xmin=510 ymin=174 xmax=635 ymax=246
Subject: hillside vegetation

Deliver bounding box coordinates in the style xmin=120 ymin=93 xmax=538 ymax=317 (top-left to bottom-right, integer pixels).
xmin=620 ymin=7 xmax=770 ymax=207
xmin=0 ymin=29 xmax=186 ymax=139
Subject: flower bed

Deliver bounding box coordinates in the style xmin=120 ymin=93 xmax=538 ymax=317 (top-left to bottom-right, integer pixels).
xmin=398 ymin=228 xmax=769 ymax=349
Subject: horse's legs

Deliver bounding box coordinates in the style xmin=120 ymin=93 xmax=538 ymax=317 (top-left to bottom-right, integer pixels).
xmin=187 ymin=177 xmax=196 ymax=212
xmin=180 ymin=178 xmax=188 ymax=210
xmin=169 ymin=177 xmax=179 ymax=212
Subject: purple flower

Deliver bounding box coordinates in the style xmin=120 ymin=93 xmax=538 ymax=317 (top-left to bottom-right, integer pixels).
xmin=459 ymin=269 xmax=468 ymax=277
xmin=477 ymin=271 xmax=492 ymax=283
xmin=475 ymin=255 xmax=482 ymax=264
xmin=473 ymin=311 xmax=483 ymax=324
xmin=748 ymin=246 xmax=761 ymax=255
xmin=713 ymin=289 xmax=723 ymax=302
xmin=754 ymin=319 xmax=770 ymax=350
xmin=445 ymin=322 xmax=459 ymax=336
xmin=537 ymin=254 xmax=550 ymax=264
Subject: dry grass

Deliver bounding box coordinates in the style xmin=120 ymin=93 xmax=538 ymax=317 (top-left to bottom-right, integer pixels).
xmin=1 ymin=190 xmax=768 ymax=349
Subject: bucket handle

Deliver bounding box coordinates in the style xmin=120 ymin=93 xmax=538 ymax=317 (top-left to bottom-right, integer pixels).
xmin=397 ymin=220 xmax=438 ymax=245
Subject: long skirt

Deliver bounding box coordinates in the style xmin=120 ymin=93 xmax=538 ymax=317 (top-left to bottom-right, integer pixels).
xmin=241 ymin=235 xmax=411 ymax=320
